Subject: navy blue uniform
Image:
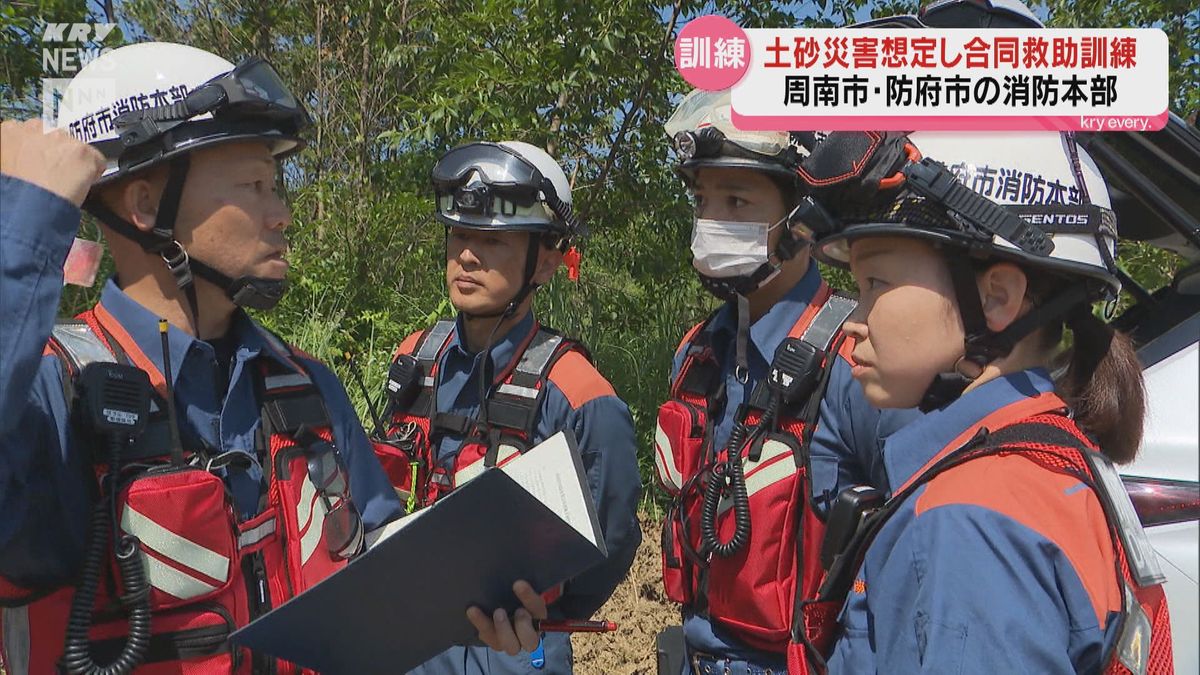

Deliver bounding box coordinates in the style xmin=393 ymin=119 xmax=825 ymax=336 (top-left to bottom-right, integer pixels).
xmin=0 ymin=174 xmax=402 ymax=593
xmin=408 ymin=313 xmax=642 ymax=675
xmin=671 ymin=264 xmax=919 ymax=672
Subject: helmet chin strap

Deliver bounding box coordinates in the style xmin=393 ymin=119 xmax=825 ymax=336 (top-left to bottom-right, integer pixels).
xmin=917 ymin=255 xmax=1094 ymax=412
xmin=188 ymin=258 xmax=288 ymax=311
xmin=84 ymin=155 xmax=288 ymax=337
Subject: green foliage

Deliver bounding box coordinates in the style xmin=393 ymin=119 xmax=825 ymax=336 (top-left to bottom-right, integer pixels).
xmin=1 ymin=0 xmax=125 ymax=116
xmin=4 ymin=0 xmax=1190 ymax=509
xmin=1043 ymin=0 xmax=1199 ymax=120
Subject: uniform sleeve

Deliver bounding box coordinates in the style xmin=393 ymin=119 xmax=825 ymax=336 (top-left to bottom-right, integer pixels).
xmin=544 ymin=388 xmax=643 ymax=619
xmin=0 ymin=175 xmax=92 ymax=590
xmin=303 ymin=359 xmax=404 ymax=532
xmin=808 ymin=358 xmax=883 ymax=515
xmin=0 ymin=174 xmax=79 ymax=435
xmin=809 ymin=357 xmax=921 ymax=514
xmin=861 ymin=462 xmax=1121 ymax=674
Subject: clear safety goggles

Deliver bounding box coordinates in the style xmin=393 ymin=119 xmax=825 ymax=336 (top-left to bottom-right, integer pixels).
xmin=431 ymin=142 xmax=565 ymax=221
xmin=665 ymin=89 xmax=793 ymax=160
xmin=113 ymin=56 xmax=311 ymax=149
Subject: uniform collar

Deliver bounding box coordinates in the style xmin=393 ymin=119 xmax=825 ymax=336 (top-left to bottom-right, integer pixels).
xmin=449 ymin=309 xmax=538 ymax=375
xmin=881 ymin=368 xmax=1059 ymax=493
xmin=709 ymin=263 xmax=823 ymax=361
xmin=94 ymin=278 xmax=304 ymax=394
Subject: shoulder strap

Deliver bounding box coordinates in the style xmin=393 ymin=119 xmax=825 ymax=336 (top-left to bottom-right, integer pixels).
xmin=46 ymin=318 xmax=118 ymax=420
xmin=416 ymin=320 xmax=456 ymax=365
xmin=485 ymin=328 xmax=580 ymax=436
xmin=785 ymin=280 xmax=836 ymax=340
xmin=51 ymin=315 xmax=195 ymax=463
xmin=672 ymin=311 xmax=722 ymax=400
xmin=747 ymin=291 xmax=856 ymax=421
xmin=49 ymin=319 xmax=118 ymax=375
xmin=253 ymin=323 xmax=310 ymax=372
xmin=675 ymin=317 xmax=710 ymax=356
xmin=258 ymin=346 xmax=332 ymax=438
xmin=245 ymin=322 xmax=335 ymax=435
xmin=387 ymin=320 xmax=456 ymax=421
xmin=415 ymin=319 xmax=456 ymax=400
xmin=798 ymin=293 xmax=856 ymax=350
xmin=816 ymin=414 xmax=1091 ymax=602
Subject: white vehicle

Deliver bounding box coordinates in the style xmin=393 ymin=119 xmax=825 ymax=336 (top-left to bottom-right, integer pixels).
xmin=1085 ymin=113 xmax=1200 ymax=674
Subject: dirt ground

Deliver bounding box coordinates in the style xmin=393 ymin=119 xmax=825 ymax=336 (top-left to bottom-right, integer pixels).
xmin=572 ymin=513 xmax=678 ymax=675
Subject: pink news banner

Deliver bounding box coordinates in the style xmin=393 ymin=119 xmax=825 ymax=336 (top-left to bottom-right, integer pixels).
xmin=674 ymin=15 xmax=1169 ymax=133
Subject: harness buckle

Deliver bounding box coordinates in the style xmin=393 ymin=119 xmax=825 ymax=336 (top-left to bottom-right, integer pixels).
xmin=159 ymin=240 xmax=193 ymax=289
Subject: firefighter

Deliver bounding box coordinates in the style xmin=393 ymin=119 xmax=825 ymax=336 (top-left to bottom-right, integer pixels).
xmin=653 ymin=90 xmax=919 ymax=674
xmin=806 ymin=130 xmax=1174 ymax=674
xmin=374 ymin=140 xmax=642 ymax=674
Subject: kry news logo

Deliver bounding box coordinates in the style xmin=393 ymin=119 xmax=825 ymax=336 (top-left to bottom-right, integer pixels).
xmin=41 ymin=22 xmax=118 ymax=130
xmin=42 ymin=22 xmax=117 ymax=74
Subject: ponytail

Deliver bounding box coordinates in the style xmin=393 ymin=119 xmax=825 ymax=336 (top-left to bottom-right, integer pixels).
xmin=1056 ymin=310 xmax=1146 ymax=464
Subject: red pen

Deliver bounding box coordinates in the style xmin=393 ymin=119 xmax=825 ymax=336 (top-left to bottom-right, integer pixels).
xmin=535 ymin=619 xmax=618 ymax=633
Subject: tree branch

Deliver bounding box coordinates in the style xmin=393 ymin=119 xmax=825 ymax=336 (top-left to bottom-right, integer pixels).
xmin=595 ymin=0 xmax=682 ymax=191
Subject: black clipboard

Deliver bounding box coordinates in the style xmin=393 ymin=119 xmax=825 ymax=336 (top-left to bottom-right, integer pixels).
xmin=230 ymin=431 xmax=606 ymax=673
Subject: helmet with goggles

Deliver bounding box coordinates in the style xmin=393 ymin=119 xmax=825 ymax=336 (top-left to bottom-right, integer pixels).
xmin=665 ymin=88 xmax=816 ymax=184
xmin=804 ymin=130 xmax=1119 ymax=410
xmin=812 ymin=131 xmax=1120 ymax=300
xmin=432 ymin=140 xmax=585 ymax=319
xmin=432 ymin=140 xmax=584 ymax=250
xmin=59 ymin=43 xmax=310 ymax=186
xmin=59 ymin=42 xmax=311 ymax=319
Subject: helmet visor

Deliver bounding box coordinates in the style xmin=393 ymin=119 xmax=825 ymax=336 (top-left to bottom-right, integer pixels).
xmin=112 ymin=56 xmax=310 ymax=148
xmin=220 ymin=57 xmax=306 ymax=118
xmin=665 ymin=89 xmax=793 ymax=158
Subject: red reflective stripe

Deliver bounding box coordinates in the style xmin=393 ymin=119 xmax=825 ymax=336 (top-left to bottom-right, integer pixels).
xmin=894 ymin=392 xmax=1067 ymax=495
xmin=743 ymin=446 xmax=792 ymax=481
xmin=88 ymin=303 xmax=169 ymax=399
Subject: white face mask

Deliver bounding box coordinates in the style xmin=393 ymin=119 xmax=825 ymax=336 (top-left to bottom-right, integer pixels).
xmin=690 ymin=218 xmax=777 ymax=278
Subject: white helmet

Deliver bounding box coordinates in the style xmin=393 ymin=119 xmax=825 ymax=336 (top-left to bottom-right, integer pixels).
xmin=814 ymin=131 xmax=1120 ymax=300
xmin=60 ymin=42 xmax=312 ymax=315
xmin=809 ymin=130 xmax=1120 ymax=410
xmin=432 ymin=140 xmax=585 ymax=319
xmin=58 ymin=42 xmax=307 ymax=185
xmin=664 ymin=88 xmax=816 ymax=183
xmin=431 ymin=140 xmax=582 ymax=245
